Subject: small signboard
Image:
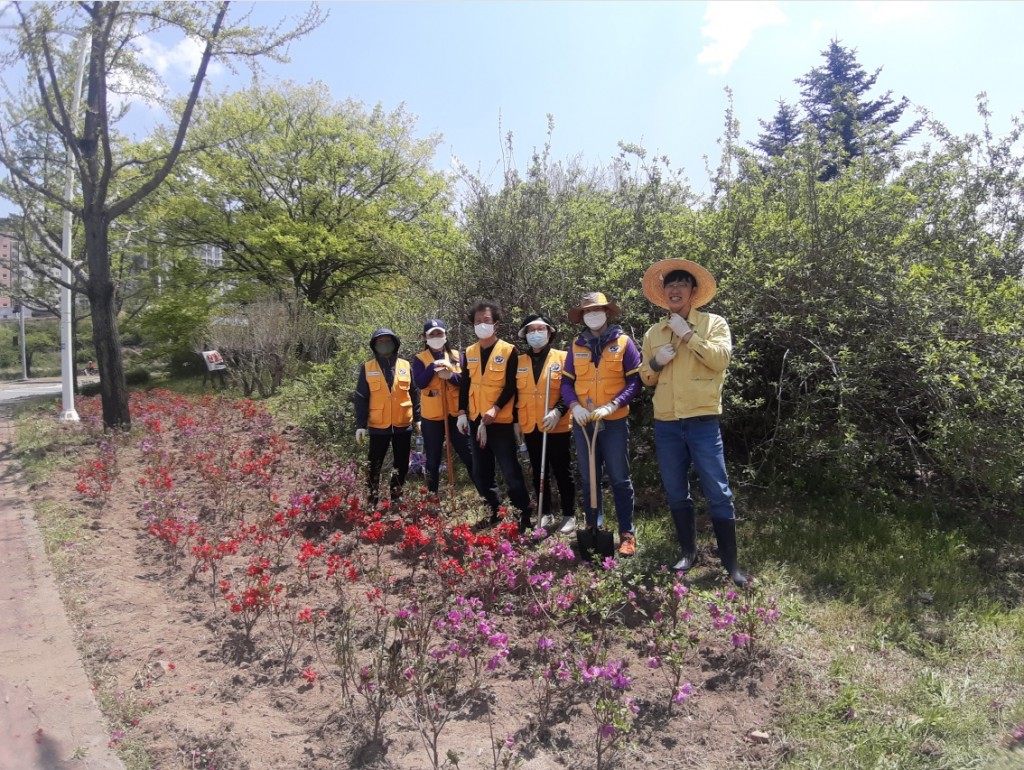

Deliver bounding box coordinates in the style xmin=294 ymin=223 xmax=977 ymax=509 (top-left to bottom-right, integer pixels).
xmin=202 ymin=350 xmax=227 ymax=372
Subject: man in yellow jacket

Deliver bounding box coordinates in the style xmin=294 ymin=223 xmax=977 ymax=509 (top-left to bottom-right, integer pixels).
xmin=456 ymin=299 xmax=534 ymax=531
xmin=639 ymin=259 xmax=747 ymax=586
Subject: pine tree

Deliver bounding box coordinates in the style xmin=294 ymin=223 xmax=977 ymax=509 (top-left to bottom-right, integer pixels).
xmin=753 ymin=99 xmax=803 ymax=157
xmin=797 ymin=39 xmax=920 ymax=179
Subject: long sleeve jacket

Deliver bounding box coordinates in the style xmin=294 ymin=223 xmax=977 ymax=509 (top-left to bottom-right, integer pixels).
xmin=639 ymin=309 xmax=731 ymax=420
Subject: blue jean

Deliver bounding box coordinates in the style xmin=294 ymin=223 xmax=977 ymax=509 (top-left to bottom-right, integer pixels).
xmin=653 ymin=416 xmax=735 ymax=520
xmin=573 ymin=417 xmax=634 ymax=532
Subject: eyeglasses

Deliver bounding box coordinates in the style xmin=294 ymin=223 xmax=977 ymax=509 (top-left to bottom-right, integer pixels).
xmin=664 ymin=281 xmax=693 ymax=290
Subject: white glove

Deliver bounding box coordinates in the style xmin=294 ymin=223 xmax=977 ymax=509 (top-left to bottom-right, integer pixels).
xmin=590 ymin=403 xmax=616 ymax=422
xmin=355 ymin=428 xmax=368 ymax=445
xmin=668 ymin=313 xmax=692 ymax=338
xmin=435 ymin=362 xmax=453 ymax=380
xmin=457 ymin=414 xmax=470 ymax=435
xmin=571 ymin=404 xmax=591 ymax=426
xmin=514 ymin=423 xmax=525 ymax=445
xmin=541 ymin=408 xmax=560 ymax=431
xmin=476 ymin=421 xmax=488 ymax=448
xmin=654 ymin=343 xmax=677 ymax=367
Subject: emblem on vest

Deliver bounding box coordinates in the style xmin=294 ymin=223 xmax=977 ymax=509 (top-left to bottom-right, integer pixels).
xmin=493 ymin=356 xmax=505 ymax=364
xmin=551 ymin=363 xmax=562 ymax=372
xmin=609 ymin=344 xmax=621 ymax=353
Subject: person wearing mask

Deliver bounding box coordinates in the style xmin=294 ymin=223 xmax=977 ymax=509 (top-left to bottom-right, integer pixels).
xmin=639 ymin=258 xmax=747 ymax=586
xmin=411 ymin=319 xmax=477 ymax=497
xmin=560 ymin=292 xmax=643 ymax=556
xmin=353 ymin=328 xmax=420 ymax=509
xmin=515 ymin=314 xmax=576 ymax=536
xmin=456 ymin=299 xmax=534 ymax=532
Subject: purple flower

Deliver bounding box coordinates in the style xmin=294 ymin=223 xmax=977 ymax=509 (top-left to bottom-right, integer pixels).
xmin=537 ymin=636 xmax=554 ymax=651
xmin=673 ymin=683 xmax=693 ymax=703
xmin=646 ymin=656 xmax=661 ymax=669
xmin=599 ymin=724 xmax=617 ymax=739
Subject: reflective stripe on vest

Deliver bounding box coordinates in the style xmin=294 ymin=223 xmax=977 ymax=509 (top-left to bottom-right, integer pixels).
xmin=466 ymin=339 xmax=515 ymax=423
xmin=516 ymin=348 xmax=572 ymax=433
xmin=415 ymin=349 xmax=460 ymax=421
xmin=365 ymin=358 xmax=414 ymax=429
xmin=571 ymin=334 xmax=630 ymax=420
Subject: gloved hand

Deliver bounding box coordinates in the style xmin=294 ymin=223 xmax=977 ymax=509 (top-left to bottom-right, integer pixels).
xmin=457 ymin=414 xmax=470 ymax=435
xmin=476 ymin=421 xmax=488 ymax=448
xmin=541 ymin=408 xmax=560 ymax=432
xmin=436 ymin=367 xmax=453 ymax=380
xmin=590 ymin=403 xmax=616 ymax=422
xmin=668 ymin=313 xmax=692 ymax=338
xmin=572 ymin=404 xmax=591 ymax=426
xmin=355 ymin=428 xmax=367 ymax=446
xmin=514 ymin=423 xmax=525 ymax=445
xmin=654 ymin=343 xmax=677 ymax=367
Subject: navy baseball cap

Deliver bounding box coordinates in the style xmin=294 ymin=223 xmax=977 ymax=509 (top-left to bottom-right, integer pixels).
xmin=423 ymin=319 xmax=447 ymax=334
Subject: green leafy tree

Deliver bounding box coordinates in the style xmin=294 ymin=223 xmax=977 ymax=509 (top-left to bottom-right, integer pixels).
xmin=159 ymin=83 xmax=453 ymax=310
xmin=0 ymin=1 xmax=324 ymax=428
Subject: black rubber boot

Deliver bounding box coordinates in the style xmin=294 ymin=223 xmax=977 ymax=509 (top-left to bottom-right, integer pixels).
xmin=670 ymin=506 xmax=698 ymax=571
xmin=711 ymin=518 xmax=748 ymax=587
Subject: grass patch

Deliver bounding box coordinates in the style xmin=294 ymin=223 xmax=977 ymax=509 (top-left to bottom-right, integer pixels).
xmin=741 ymin=495 xmax=1024 ymax=768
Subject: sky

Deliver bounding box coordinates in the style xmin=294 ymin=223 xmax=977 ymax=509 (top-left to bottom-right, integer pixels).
xmin=3 ymin=0 xmax=1024 ymax=214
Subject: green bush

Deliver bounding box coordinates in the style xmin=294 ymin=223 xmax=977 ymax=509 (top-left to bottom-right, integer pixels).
xmin=125 ymin=368 xmax=151 ymax=386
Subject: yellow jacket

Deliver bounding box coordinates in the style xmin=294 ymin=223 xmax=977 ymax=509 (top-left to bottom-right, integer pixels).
xmin=466 ymin=339 xmax=516 ymax=423
xmin=639 ymin=309 xmax=732 ymax=420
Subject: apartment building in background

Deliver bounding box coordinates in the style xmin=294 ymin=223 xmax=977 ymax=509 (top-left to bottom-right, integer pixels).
xmin=0 ymin=231 xmax=20 ymax=319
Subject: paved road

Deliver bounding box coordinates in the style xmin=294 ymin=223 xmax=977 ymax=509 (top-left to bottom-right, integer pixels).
xmin=0 ymin=378 xmax=99 ymax=408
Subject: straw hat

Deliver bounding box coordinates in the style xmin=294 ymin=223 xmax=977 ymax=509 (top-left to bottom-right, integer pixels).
xmin=642 ymin=259 xmax=717 ymax=310
xmin=567 ymin=292 xmax=621 ymax=324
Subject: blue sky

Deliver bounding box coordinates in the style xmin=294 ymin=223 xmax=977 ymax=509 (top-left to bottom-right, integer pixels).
xmin=3 ymin=1 xmax=1023 ymax=215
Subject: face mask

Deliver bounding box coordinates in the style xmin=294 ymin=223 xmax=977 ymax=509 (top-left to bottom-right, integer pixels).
xmin=426 ymin=335 xmax=446 ymax=350
xmin=375 ymin=340 xmax=396 ymax=356
xmin=525 ymin=330 xmax=549 ymax=348
xmin=583 ymin=311 xmax=607 ymax=330
xmin=474 ymin=323 xmax=495 ymax=339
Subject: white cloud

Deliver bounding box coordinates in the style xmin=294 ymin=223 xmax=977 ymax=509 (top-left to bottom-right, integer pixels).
xmin=137 ymin=35 xmax=222 ymax=79
xmin=698 ymin=0 xmax=787 ymax=76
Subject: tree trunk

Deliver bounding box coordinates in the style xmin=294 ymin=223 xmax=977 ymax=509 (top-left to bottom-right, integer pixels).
xmin=85 ymin=215 xmax=131 ymax=429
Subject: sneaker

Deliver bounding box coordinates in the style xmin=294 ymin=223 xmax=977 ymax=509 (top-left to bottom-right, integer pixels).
xmin=539 ymin=514 xmax=556 ymax=531
xmin=618 ymin=532 xmax=636 ymax=557
xmin=558 ymin=515 xmax=576 ymax=535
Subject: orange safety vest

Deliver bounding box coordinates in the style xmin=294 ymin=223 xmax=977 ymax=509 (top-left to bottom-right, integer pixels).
xmin=415 ymin=349 xmax=461 ymax=421
xmin=571 ymin=334 xmax=630 ymax=421
xmin=465 ymin=339 xmax=515 ymax=423
xmin=364 ymin=357 xmax=414 ymax=429
xmin=516 ymin=348 xmax=572 ymax=434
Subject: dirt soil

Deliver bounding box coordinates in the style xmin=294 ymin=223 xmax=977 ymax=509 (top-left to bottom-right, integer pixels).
xmin=11 ymin=392 xmax=793 ymax=770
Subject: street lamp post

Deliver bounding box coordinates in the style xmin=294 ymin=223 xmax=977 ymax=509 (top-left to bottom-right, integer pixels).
xmin=59 ymin=38 xmax=89 ymax=423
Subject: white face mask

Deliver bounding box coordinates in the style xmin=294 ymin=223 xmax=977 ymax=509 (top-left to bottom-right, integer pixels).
xmin=583 ymin=311 xmax=607 ymax=330
xmin=474 ymin=323 xmax=495 ymax=339
xmin=525 ymin=330 xmax=549 ymax=348
xmin=426 ymin=335 xmax=446 ymax=350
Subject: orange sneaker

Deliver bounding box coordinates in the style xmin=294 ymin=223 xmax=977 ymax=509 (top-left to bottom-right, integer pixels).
xmin=618 ymin=531 xmax=636 ymax=557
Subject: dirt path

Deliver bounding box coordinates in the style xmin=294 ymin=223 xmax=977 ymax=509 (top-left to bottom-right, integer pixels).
xmin=0 ymin=410 xmax=124 ymax=770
